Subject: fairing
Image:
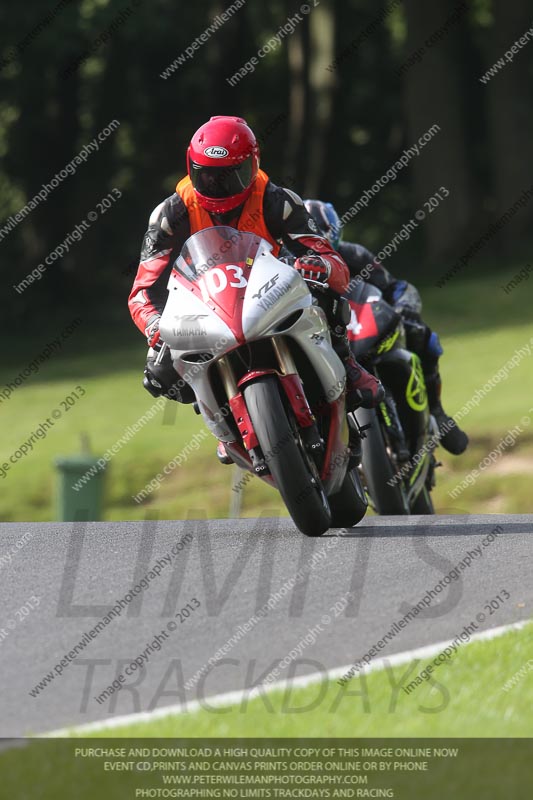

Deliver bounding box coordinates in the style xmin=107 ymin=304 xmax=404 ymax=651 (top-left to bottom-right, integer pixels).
xmin=159 ymin=227 xmax=346 ymax=441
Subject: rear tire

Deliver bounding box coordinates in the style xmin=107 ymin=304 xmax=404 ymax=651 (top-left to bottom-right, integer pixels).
xmin=328 ymin=469 xmax=368 ymax=528
xmin=355 ymin=407 xmax=409 ymax=515
xmin=243 ymin=376 xmax=332 ymax=537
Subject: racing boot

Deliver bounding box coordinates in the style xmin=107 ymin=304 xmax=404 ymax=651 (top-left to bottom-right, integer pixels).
xmin=425 ymin=370 xmax=468 ymax=455
xmin=345 ymin=355 xmax=385 ymax=410
xmin=418 ymin=330 xmax=468 ymax=455
xmin=330 ymin=325 xmax=384 ymax=410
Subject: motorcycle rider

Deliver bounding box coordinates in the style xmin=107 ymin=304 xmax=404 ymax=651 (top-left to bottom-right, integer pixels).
xmin=303 ymin=199 xmax=468 ymax=456
xmin=128 ymin=117 xmax=384 ymax=461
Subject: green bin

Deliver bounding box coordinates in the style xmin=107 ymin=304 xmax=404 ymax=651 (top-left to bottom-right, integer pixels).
xmin=55 ymin=455 xmax=107 ymax=521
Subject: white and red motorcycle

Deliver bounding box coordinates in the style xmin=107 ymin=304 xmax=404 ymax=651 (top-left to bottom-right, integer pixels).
xmin=158 ymin=226 xmax=367 ymax=536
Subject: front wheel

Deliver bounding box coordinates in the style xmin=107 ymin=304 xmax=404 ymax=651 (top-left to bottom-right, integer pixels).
xmin=328 ymin=469 xmax=368 ymax=528
xmin=243 ymin=376 xmax=332 ymax=537
xmin=355 ymin=407 xmax=409 ymax=515
xmin=410 ymin=485 xmax=435 ymax=514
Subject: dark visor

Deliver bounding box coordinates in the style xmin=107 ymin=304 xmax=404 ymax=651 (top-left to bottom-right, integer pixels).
xmin=189 ymin=156 xmax=254 ymax=198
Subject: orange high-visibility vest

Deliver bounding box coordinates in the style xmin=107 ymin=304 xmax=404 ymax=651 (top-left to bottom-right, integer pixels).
xmin=176 ymin=169 xmax=280 ymax=255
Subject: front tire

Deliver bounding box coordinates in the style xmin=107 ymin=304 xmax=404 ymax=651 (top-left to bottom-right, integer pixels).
xmin=243 ymin=376 xmax=332 ymax=537
xmin=328 ymin=468 xmax=368 ymax=528
xmin=410 ymin=485 xmax=435 ymax=514
xmin=355 ymin=407 xmax=409 ymax=515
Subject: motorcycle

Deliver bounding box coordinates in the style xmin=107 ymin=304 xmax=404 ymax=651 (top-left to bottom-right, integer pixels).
xmin=157 ymin=225 xmax=368 ymax=536
xmin=346 ymin=281 xmax=438 ymax=514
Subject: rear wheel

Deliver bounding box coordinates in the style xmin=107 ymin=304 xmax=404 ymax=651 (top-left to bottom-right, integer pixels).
xmin=243 ymin=376 xmax=332 ymax=536
xmin=328 ymin=469 xmax=368 ymax=528
xmin=355 ymin=407 xmax=409 ymax=515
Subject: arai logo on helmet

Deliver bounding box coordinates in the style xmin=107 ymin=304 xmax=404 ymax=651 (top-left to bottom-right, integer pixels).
xmin=204 ymin=146 xmax=229 ymax=158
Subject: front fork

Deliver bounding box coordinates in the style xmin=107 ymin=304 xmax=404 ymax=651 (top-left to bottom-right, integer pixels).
xmin=217 ymin=338 xmax=323 ymax=473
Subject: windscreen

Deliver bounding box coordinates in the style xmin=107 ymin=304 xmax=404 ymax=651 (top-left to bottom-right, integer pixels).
xmin=174 ymin=226 xmax=267 ymax=282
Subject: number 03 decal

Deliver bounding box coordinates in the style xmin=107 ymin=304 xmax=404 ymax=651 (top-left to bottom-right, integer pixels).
xmin=197 ymin=265 xmax=247 ymax=301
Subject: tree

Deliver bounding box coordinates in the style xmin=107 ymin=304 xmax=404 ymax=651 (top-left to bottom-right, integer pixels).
xmin=483 ymin=0 xmax=533 ymax=248
xmin=401 ymin=0 xmax=478 ymax=261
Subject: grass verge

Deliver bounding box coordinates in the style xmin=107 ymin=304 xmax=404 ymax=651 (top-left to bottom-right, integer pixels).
xmin=62 ymin=621 xmax=533 ymax=738
xmin=0 ymin=624 xmax=531 ymax=799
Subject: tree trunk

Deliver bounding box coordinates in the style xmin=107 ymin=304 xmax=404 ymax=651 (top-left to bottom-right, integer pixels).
xmin=401 ymin=0 xmax=477 ymax=261
xmin=305 ymin=3 xmax=336 ymax=198
xmin=285 ymin=20 xmax=307 ymax=191
xmin=484 ymin=0 xmax=533 ymax=248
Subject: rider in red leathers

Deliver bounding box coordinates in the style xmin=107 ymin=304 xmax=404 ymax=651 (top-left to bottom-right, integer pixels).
xmin=128 ymin=117 xmax=384 ymax=441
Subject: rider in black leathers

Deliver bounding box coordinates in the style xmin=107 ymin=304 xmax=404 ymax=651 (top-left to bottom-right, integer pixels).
xmin=304 ymin=200 xmax=469 ymax=456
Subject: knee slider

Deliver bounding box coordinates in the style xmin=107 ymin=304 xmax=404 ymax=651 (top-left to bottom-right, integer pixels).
xmin=427 ymin=331 xmax=444 ymax=359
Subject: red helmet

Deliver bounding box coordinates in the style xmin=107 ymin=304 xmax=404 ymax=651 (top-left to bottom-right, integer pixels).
xmin=187 ymin=116 xmax=260 ymax=214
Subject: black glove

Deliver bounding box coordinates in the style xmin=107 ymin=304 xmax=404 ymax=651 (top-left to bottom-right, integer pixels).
xmin=294 ymin=255 xmax=332 ymax=283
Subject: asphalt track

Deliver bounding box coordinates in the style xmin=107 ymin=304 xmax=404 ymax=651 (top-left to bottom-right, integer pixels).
xmin=0 ymin=513 xmax=532 ymax=736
